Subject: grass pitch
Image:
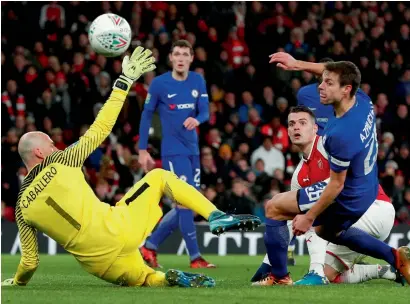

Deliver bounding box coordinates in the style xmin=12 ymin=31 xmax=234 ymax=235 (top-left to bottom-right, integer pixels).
xmin=1 ymin=254 xmax=408 ymax=304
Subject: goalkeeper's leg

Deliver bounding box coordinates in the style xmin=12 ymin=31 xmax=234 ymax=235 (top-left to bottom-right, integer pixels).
xmin=119 ymin=168 xmax=261 ymax=237
xmin=101 ymin=250 xmax=215 ymax=287
xmin=102 ymin=243 xmax=215 ymax=287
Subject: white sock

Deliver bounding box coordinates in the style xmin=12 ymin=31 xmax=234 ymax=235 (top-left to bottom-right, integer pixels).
xmin=263 ymin=253 xmax=271 ymax=265
xmin=306 ymin=228 xmax=327 ymax=277
xmin=338 ymin=265 xmax=396 ymax=283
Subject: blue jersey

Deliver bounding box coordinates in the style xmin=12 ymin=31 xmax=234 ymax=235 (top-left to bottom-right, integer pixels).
xmin=297 ymin=84 xmax=334 ymax=135
xmin=297 ymin=84 xmax=366 ymax=136
xmin=138 ymin=71 xmax=209 ymax=156
xmin=323 ymin=90 xmax=378 ymax=216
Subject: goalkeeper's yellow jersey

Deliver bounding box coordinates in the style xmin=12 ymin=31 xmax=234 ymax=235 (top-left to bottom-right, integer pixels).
xmin=14 ymin=88 xmax=129 ymax=286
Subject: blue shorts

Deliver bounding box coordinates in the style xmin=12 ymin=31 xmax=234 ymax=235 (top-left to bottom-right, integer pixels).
xmin=297 ymin=181 xmax=363 ymax=232
xmin=162 ymin=155 xmax=200 ymax=189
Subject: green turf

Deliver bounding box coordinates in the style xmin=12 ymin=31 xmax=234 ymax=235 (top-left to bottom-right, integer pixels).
xmin=1 ymin=254 xmax=408 ymax=304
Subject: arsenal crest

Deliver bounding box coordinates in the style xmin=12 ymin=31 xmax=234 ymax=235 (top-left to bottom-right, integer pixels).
xmin=318 ymin=158 xmax=324 ymax=170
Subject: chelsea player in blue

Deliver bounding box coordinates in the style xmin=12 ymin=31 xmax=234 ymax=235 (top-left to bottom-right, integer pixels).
xmin=253 ymin=52 xmax=410 ymax=285
xmin=287 ymin=58 xmax=370 ymax=267
xmin=138 ymin=40 xmax=215 ymax=268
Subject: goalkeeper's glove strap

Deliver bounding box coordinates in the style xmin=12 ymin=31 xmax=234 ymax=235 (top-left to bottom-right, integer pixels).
xmin=113 ymin=76 xmax=133 ymax=93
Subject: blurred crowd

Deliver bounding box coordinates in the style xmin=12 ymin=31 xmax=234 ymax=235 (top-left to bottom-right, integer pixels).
xmin=1 ymin=1 xmax=409 ymax=224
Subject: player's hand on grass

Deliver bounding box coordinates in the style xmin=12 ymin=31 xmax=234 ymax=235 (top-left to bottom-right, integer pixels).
xmin=1 ymin=278 xmax=15 ymax=286
xmin=183 ymin=117 xmax=199 ymax=130
xmin=292 ymin=214 xmax=314 ymax=236
xmin=138 ymin=150 xmax=156 ymax=173
xmin=120 ymin=46 xmax=156 ymax=85
xmin=269 ymin=52 xmax=298 ymax=70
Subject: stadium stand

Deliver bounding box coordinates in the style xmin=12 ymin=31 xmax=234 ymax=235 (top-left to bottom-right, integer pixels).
xmin=1 ymin=1 xmax=409 ymax=225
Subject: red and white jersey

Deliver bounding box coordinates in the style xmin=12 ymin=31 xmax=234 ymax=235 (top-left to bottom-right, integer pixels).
xmin=291 ymin=136 xmax=390 ymax=203
xmin=291 ymin=136 xmax=330 ymax=190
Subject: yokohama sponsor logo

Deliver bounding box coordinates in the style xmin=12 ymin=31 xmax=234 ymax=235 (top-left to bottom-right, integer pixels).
xmin=169 ymin=103 xmax=195 ymax=110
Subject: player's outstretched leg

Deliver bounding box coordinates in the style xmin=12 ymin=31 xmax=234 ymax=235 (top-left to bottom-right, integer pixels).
xmin=178 ymin=208 xmax=215 ymax=268
xmin=165 ymin=269 xmax=215 ymax=288
xmin=318 ymin=225 xmax=410 ymax=285
xmin=328 ymin=264 xmax=405 ymax=285
xmin=143 ymin=169 xmax=261 ymax=234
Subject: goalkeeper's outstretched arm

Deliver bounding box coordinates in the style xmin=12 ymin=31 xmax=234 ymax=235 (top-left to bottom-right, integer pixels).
xmin=60 ymin=47 xmax=156 ymax=167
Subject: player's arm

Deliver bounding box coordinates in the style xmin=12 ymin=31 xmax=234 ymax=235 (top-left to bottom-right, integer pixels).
xmin=62 ymin=47 xmax=155 ymax=167
xmin=138 ymin=79 xmax=160 ymax=151
xmin=269 ymin=52 xmax=326 ymax=76
xmin=138 ymin=79 xmax=160 ymax=171
xmin=11 ymin=204 xmax=40 ymax=286
xmin=195 ymin=75 xmax=210 ymax=124
xmin=183 ymin=75 xmax=209 ymax=130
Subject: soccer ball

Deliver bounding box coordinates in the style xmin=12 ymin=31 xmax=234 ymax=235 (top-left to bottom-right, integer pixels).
xmin=89 ymin=13 xmax=132 ymax=57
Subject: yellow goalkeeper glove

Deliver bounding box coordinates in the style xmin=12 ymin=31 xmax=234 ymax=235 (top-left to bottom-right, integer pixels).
xmin=113 ymin=46 xmax=156 ymax=92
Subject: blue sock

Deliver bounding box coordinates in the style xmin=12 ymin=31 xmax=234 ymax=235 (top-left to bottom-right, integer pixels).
xmin=264 ymin=218 xmax=289 ymax=278
xmin=145 ymin=208 xmax=179 ymax=251
xmin=335 ymin=227 xmax=395 ymax=265
xmin=179 ymin=208 xmax=201 ymax=261
xmin=250 ymin=262 xmax=272 ymax=282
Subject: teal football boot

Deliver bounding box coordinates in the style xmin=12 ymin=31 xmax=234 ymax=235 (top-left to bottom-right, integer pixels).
xmin=208 ymin=210 xmax=261 ymax=235
xmin=165 ymin=269 xmax=215 ymax=288
xmin=294 ymin=271 xmax=330 ymax=286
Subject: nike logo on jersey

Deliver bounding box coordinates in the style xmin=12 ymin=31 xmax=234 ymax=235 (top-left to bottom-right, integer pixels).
xmin=309 ymin=107 xmax=316 ymax=111
xmin=303 ymin=178 xmax=310 ymax=182
xmin=168 ymin=94 xmax=177 ymax=98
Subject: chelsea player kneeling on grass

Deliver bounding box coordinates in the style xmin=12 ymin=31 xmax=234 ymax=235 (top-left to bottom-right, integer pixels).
xmin=251 ymin=52 xmax=410 ymax=286
xmin=251 ymin=106 xmax=403 ymax=286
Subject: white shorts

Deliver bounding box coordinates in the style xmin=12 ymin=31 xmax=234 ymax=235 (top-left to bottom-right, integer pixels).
xmin=325 ymin=200 xmax=395 ymax=273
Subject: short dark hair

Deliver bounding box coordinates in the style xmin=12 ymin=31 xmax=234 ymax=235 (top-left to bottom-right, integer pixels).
xmin=319 ymin=57 xmax=334 ymax=63
xmin=316 ymin=58 xmax=334 ymax=82
xmin=324 ymin=61 xmax=361 ymax=97
xmin=170 ymin=39 xmax=194 ymax=55
xmin=289 ymin=105 xmax=316 ymax=122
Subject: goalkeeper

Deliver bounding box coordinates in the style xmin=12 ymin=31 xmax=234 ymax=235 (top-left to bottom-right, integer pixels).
xmin=2 ymin=47 xmax=261 ymax=288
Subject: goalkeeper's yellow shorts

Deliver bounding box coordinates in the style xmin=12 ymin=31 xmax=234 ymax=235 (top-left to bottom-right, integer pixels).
xmin=102 ymin=175 xmax=164 ymax=286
